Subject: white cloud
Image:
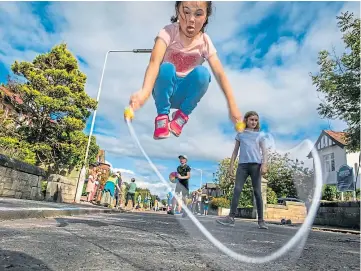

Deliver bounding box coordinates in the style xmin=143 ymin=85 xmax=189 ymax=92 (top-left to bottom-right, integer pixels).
xmin=112 ymin=167 xmax=134 ymax=175
xmin=105 ymin=160 xmax=113 ymax=169
xmin=0 ymin=1 xmax=358 ymax=174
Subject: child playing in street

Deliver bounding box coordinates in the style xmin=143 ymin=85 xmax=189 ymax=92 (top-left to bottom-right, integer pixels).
xmin=128 ymin=1 xmax=242 ymax=139
xmin=174 ymin=154 xmax=191 ymax=217
xmin=125 ymin=178 xmax=137 ymax=210
xmin=216 ymin=111 xmax=269 ymax=229
xmin=203 ymin=195 xmax=209 ymax=216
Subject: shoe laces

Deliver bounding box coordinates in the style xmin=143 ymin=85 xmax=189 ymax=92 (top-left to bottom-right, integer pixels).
xmin=174 ymin=115 xmax=186 ymax=127
xmin=156 ymin=118 xmax=167 ymax=129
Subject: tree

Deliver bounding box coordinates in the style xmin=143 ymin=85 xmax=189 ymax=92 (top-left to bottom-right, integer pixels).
xmin=5 ymin=43 xmax=99 ymax=172
xmin=263 ymin=152 xmax=298 ymax=198
xmin=215 ymin=151 xmax=314 ymax=207
xmin=0 ymin=136 xmax=36 ymax=165
xmin=0 ymin=108 xmax=36 ymax=165
xmin=214 ymin=157 xmax=254 ymax=207
xmin=267 ymin=187 xmax=278 ymax=204
xmin=263 ymin=151 xmax=315 ymax=200
xmin=311 ymin=12 xmax=360 ymax=152
xmin=135 ymin=187 xmax=151 ymax=205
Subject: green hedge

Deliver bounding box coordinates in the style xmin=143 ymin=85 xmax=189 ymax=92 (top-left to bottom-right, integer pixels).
xmin=211 ymin=197 xmax=230 ymax=209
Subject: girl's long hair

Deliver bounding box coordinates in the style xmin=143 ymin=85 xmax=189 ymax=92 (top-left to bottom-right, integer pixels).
xmin=244 ymin=111 xmax=260 ymax=131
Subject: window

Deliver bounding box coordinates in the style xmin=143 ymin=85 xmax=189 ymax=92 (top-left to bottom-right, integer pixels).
xmin=323 ymin=153 xmax=335 ymax=172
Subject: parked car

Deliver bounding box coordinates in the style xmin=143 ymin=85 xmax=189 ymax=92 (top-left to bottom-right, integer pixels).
xmin=277 ymin=197 xmax=305 ymax=205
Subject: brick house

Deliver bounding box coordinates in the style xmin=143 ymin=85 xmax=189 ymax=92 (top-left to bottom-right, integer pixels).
xmin=0 ymin=85 xmax=25 ymax=124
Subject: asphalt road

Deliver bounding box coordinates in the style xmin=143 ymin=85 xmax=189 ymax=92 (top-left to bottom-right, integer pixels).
xmin=0 ymin=212 xmax=359 ymax=271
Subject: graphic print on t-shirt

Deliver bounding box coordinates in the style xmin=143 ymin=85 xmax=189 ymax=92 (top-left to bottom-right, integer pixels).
xmin=169 ymin=51 xmax=199 ymax=73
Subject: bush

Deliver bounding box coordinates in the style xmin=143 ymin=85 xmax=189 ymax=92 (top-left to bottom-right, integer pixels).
xmin=267 ymin=187 xmax=278 ymax=204
xmin=211 ymin=197 xmax=230 ymax=209
xmin=0 ymin=136 xmax=36 ymax=165
xmin=322 ymin=185 xmax=337 ymax=201
xmin=238 ymin=177 xmax=253 ymax=207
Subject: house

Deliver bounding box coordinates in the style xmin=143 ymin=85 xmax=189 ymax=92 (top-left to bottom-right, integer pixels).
xmin=307 ymin=130 xmax=360 ymax=188
xmin=201 ymin=182 xmax=224 ymax=197
xmin=0 ymin=85 xmax=25 ymax=123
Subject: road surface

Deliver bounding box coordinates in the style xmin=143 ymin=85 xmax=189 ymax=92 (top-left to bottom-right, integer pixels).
xmin=0 ymin=212 xmax=359 ymax=270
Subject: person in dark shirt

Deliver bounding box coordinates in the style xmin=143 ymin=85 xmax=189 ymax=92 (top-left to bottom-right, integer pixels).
xmin=175 ymin=154 xmax=191 ymax=216
xmin=115 ymin=172 xmax=122 ymax=208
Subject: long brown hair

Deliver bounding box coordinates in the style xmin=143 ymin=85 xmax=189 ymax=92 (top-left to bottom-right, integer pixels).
xmin=244 ymin=111 xmax=260 ymax=131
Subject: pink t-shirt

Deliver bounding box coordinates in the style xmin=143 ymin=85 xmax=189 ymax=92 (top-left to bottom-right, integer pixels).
xmin=157 ymin=23 xmax=217 ymax=77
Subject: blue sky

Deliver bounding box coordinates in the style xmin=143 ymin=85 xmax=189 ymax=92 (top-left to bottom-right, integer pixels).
xmin=0 ymin=1 xmax=359 ymax=198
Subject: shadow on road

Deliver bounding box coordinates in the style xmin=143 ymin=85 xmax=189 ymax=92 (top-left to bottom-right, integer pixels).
xmin=0 ymin=249 xmax=52 ymax=271
xmin=54 ymin=217 xmax=175 ymax=271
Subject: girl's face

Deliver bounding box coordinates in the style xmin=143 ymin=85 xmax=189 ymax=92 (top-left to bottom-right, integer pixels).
xmin=178 ymin=1 xmax=208 ymax=38
xmin=246 ymin=115 xmax=259 ymax=129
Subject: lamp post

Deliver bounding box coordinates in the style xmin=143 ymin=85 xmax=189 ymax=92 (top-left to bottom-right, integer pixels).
xmin=74 ymin=49 xmax=152 ymax=203
xmin=192 ymin=168 xmax=203 ymax=189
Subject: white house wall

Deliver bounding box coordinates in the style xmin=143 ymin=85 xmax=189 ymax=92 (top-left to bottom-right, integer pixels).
xmin=316 ymin=145 xmax=346 ymax=185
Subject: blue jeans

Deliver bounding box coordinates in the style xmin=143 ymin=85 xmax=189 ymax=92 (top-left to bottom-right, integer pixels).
xmin=152 ymin=62 xmax=211 ymax=115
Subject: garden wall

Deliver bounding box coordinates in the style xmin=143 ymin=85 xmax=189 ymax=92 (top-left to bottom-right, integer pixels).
xmin=45 ymin=174 xmax=77 ymax=203
xmin=266 ymin=201 xmax=307 ymax=223
xmin=0 ymin=154 xmax=45 ymax=200
xmin=314 ymin=201 xmax=360 ymax=229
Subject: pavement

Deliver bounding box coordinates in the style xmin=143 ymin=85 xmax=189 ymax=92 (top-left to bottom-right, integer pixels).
xmin=0 ymin=211 xmax=360 ymax=271
xmin=0 ymin=197 xmax=118 ymax=220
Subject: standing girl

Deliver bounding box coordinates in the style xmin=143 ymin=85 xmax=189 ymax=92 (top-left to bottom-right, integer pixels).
xmin=128 ymin=1 xmax=242 ymax=139
xmin=216 ymin=111 xmax=268 ymax=229
xmin=203 ymin=195 xmax=209 ymax=216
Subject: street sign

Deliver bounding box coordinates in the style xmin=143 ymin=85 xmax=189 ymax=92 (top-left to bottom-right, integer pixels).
xmin=337 ymin=165 xmax=355 ymax=192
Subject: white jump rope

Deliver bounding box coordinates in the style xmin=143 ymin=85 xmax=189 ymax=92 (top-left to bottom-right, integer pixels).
xmin=125 ymin=118 xmax=323 ymax=264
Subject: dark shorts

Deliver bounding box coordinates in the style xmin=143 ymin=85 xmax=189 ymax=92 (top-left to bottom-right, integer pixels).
xmin=175 ymin=180 xmax=189 ymax=194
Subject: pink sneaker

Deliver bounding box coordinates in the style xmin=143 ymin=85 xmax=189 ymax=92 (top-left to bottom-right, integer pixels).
xmin=153 ymin=114 xmax=170 ymax=140
xmin=169 ymin=110 xmax=189 ymax=137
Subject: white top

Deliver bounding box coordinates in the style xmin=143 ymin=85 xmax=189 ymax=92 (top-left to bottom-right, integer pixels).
xmin=235 ymin=130 xmax=266 ymax=164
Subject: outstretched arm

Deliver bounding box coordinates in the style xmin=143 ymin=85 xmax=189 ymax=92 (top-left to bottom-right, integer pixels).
xmin=130 ymin=38 xmax=167 ymax=110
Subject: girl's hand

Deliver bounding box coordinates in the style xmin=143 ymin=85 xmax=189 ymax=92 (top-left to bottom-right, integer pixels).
xmin=129 ymin=90 xmax=147 ymax=111
xmin=261 ymin=164 xmax=268 ymax=175
xmin=229 ymin=105 xmax=242 ymax=124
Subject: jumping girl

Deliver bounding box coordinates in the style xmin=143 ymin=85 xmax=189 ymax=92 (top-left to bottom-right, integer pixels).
xmin=128 ymin=1 xmax=242 ymax=139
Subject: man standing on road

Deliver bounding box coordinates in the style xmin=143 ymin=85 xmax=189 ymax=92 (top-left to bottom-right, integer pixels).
xmin=125 ymin=178 xmax=137 ymax=211
xmin=175 ymin=154 xmax=191 ymax=217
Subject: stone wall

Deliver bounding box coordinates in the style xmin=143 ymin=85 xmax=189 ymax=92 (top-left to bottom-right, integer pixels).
xmin=45 ymin=174 xmax=77 ymax=203
xmin=314 ymin=201 xmax=360 ymax=229
xmin=266 ymin=201 xmax=307 ymax=223
xmin=236 ymin=207 xmax=256 ymax=219
xmin=0 ymin=154 xmax=45 ymax=200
